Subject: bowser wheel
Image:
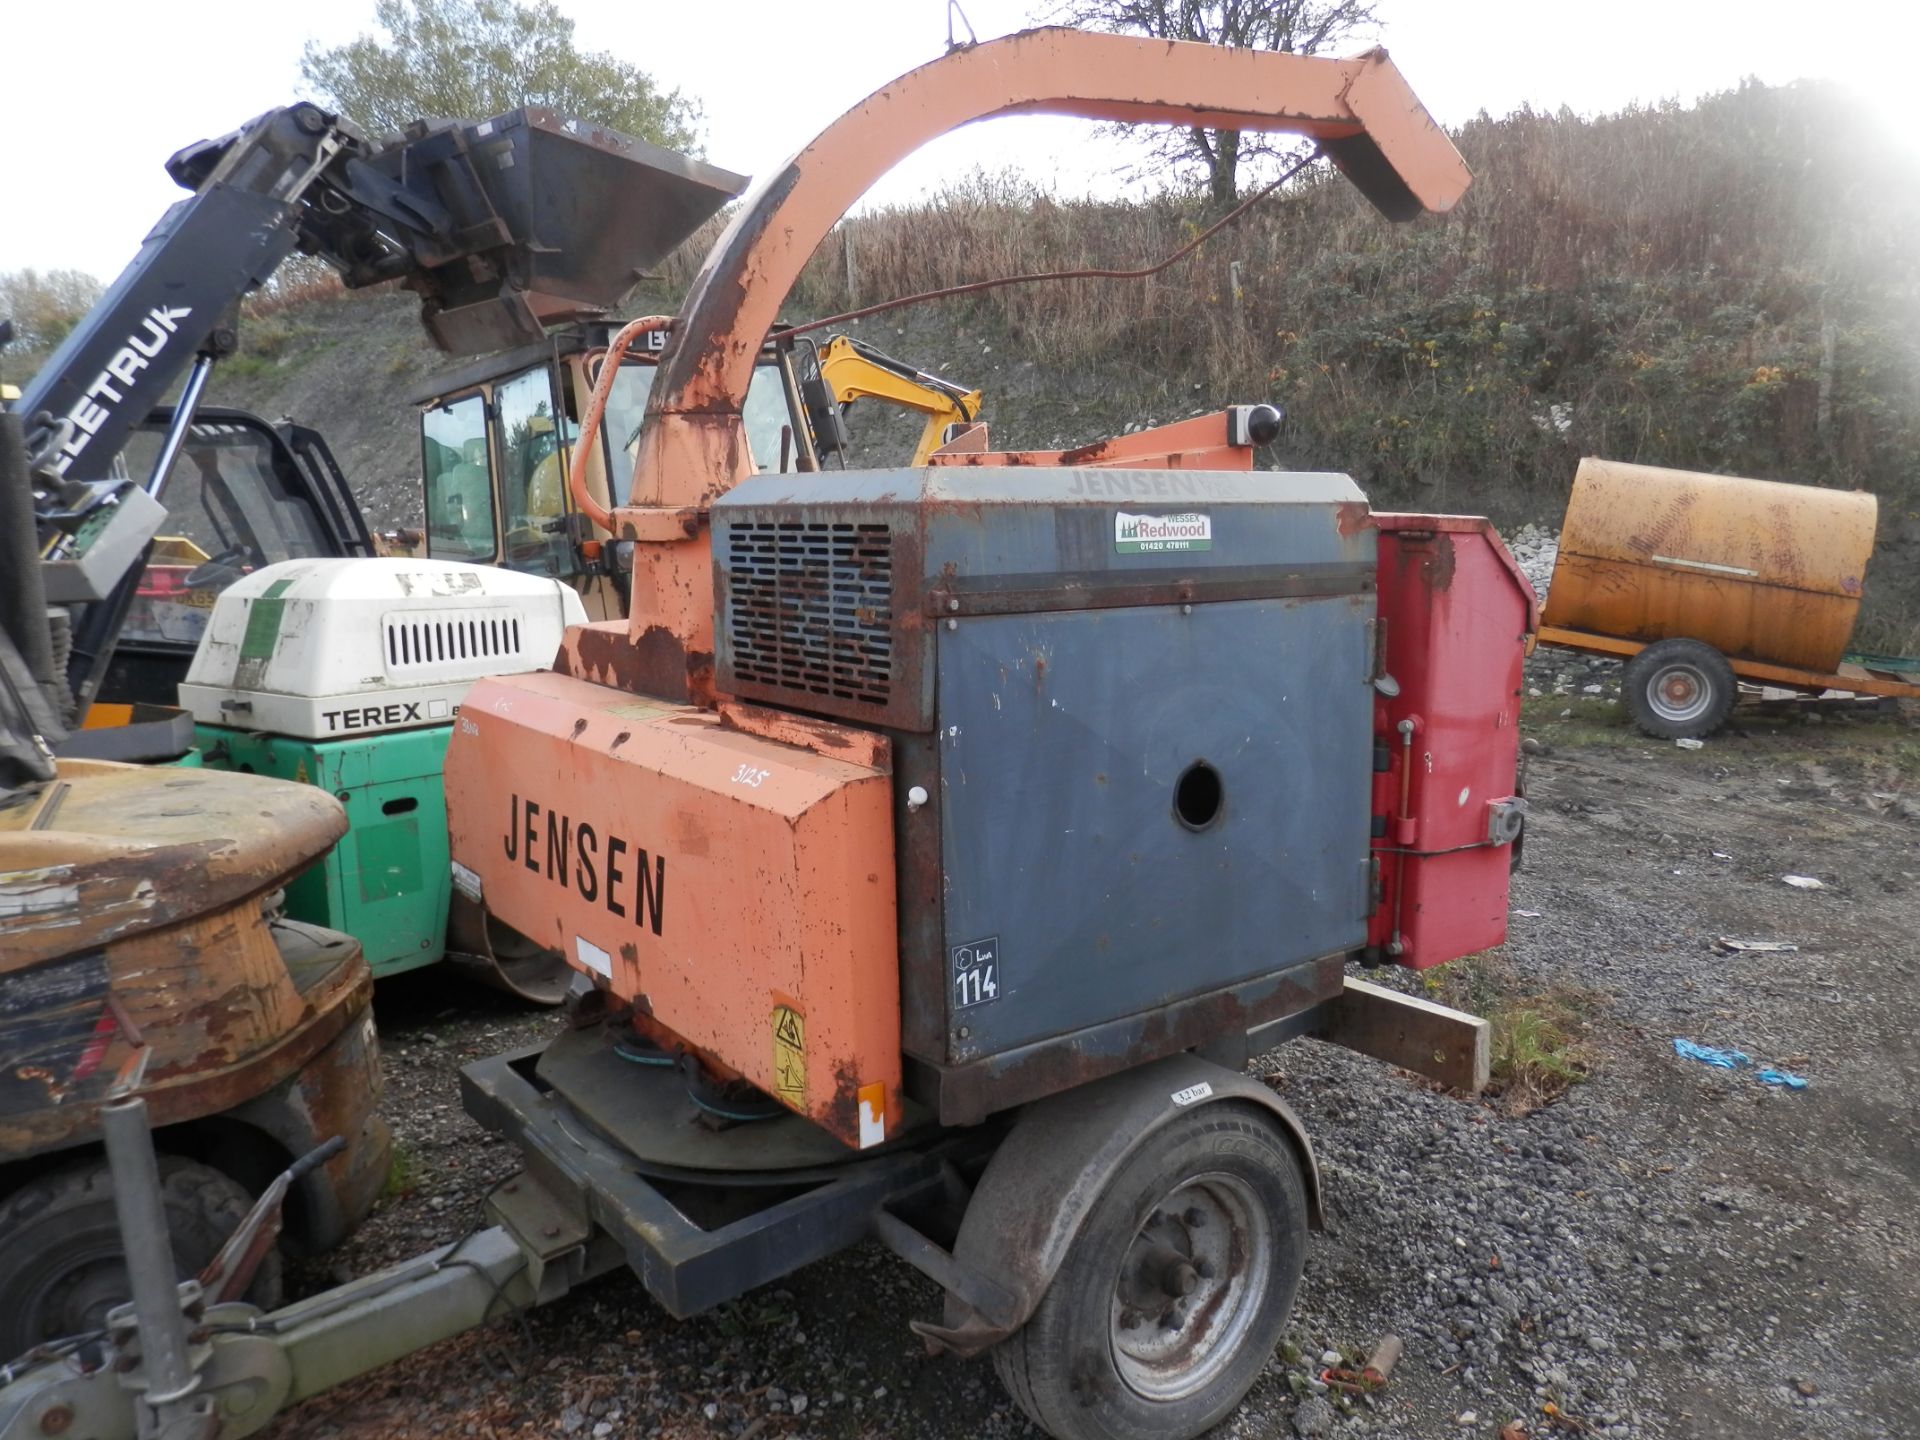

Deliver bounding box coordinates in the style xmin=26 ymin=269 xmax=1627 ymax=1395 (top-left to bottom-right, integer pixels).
xmin=990 ymin=1104 xmax=1308 ymax=1440
xmin=1623 ymin=638 xmax=1737 ymax=739
xmin=0 ymin=1156 xmax=279 ymax=1359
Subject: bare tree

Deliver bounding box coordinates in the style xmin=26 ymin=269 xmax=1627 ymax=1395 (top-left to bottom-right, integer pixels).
xmin=302 ymin=0 xmax=702 ymax=152
xmin=0 ymin=269 xmax=105 ymax=351
xmin=1047 ymin=1 xmax=1380 ymax=206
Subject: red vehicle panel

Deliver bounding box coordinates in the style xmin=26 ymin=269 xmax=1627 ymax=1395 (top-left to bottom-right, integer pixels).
xmin=1368 ymin=515 xmax=1538 ymax=968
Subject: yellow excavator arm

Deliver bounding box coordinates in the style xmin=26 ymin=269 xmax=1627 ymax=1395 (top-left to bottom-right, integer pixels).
xmin=816 ymin=335 xmax=982 ymax=465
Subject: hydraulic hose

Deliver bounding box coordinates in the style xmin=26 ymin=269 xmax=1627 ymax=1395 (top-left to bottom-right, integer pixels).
xmin=568 ymin=316 xmax=675 ymax=532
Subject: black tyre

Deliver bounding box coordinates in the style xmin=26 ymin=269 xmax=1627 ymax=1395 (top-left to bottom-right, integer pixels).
xmin=991 ymin=1104 xmax=1308 ymax=1440
xmin=1623 ymin=637 xmax=1737 ymax=739
xmin=0 ymin=1156 xmax=278 ymax=1358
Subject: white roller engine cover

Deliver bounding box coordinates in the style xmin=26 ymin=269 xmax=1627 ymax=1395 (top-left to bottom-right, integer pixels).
xmin=179 ymin=558 xmax=587 ymax=740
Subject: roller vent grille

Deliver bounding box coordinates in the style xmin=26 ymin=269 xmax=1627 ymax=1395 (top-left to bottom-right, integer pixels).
xmin=727 ymin=521 xmax=893 ymax=706
xmin=384 ymin=609 xmax=525 ymax=673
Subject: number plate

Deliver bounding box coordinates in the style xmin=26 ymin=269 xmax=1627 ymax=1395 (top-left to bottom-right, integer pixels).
xmin=950 ymin=935 xmax=1001 ymax=1011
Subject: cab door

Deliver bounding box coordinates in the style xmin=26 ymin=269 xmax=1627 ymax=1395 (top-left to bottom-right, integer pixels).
xmin=490 ymin=363 xmax=575 ymax=579
xmin=421 ymin=389 xmax=499 ymax=564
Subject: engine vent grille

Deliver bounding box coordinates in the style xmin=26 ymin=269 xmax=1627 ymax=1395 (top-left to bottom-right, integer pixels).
xmin=726 ymin=521 xmax=893 ymax=707
xmin=384 ymin=609 xmax=526 ymax=675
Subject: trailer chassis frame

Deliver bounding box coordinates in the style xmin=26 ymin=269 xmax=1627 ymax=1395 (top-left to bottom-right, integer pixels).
xmin=0 ymin=979 xmax=1485 ymax=1440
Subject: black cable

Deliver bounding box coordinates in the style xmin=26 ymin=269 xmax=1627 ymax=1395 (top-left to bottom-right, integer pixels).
xmin=778 ymin=148 xmax=1323 ymax=340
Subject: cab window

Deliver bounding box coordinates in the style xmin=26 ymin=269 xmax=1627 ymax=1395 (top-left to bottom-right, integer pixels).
xmin=742 ymin=365 xmax=792 ymax=472
xmin=495 ymin=366 xmax=572 ymax=575
xmin=422 ymin=395 xmax=495 ymax=560
xmin=116 ymin=418 xmax=336 ymax=650
xmin=600 ymin=361 xmax=654 ymax=506
xmin=600 ymin=359 xmax=793 ymax=486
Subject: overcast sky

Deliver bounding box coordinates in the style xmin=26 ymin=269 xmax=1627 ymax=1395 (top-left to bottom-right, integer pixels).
xmin=2 ymin=0 xmax=1914 ymax=280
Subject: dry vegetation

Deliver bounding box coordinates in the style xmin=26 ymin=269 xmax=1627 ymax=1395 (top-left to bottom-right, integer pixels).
xmin=663 ymin=80 xmax=1920 ymax=642
xmin=9 ymin=80 xmax=1917 ymax=644
xmin=1422 ymin=955 xmax=1601 ymax=1115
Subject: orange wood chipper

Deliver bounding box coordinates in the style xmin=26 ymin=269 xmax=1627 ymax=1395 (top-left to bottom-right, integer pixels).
xmin=0 ymin=30 xmax=1538 ymax=1440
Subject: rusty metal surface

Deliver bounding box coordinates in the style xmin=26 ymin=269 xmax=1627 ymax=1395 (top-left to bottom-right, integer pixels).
xmin=929 ymin=594 xmax=1372 ymax=1070
xmin=1371 ymin=511 xmax=1540 ymax=632
xmin=925 ymin=411 xmax=1257 ymax=470
xmin=555 ymin=540 xmax=717 ymax=705
xmin=927 ymin=561 xmax=1374 ymax=616
xmin=717 ymin=701 xmax=893 ymax=772
xmin=442 ymin=890 xmax=572 ymax=1006
xmin=918 ymin=1054 xmax=1325 ymax=1358
xmin=709 ymin=465 xmax=1368 ymax=733
xmin=532 ymin=1020 xmax=932 ymax=1174
xmin=402 ymin=108 xmax=745 ymax=354
xmin=924 ymin=956 xmax=1344 ymax=1127
xmin=1365 ymin=517 xmax=1532 ymax=970
xmin=1542 ymin=458 xmax=1879 ymax=673
xmin=633 ymin=30 xmax=1467 ymax=521
xmin=225 ymin=968 xmax=389 ymax=1253
xmin=0 ymin=759 xmax=386 ymax=1220
xmin=462 ymin=1045 xmax=994 ymax=1320
xmin=400 ymin=34 xmax=1470 ymax=721
xmin=580 ymin=30 xmax=1465 ymax=708
xmin=709 ymin=506 xmax=931 ymax=732
xmin=892 ymin=732 xmax=950 ymax=1068
xmin=0 ymin=762 xmax=347 ymax=967
xmin=1 ymin=903 xmax=373 ymax=1164
xmin=444 ymin=671 xmax=901 ymax=1149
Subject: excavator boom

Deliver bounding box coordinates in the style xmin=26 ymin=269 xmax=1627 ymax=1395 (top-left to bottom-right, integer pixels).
xmin=815 ymin=335 xmax=983 ymax=466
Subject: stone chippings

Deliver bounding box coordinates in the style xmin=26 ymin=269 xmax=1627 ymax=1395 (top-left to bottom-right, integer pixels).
xmin=1502 ymin=522 xmax=1624 ymax=702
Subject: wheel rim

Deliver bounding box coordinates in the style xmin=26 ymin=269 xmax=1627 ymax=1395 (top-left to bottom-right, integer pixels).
xmin=1109 ymin=1172 xmax=1272 ymax=1402
xmin=1646 ymin=661 xmax=1715 ymax=724
xmin=20 ymin=1241 xmax=131 ymax=1344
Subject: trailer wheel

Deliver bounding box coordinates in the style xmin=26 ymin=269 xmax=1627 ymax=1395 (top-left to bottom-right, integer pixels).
xmin=1623 ymin=638 xmax=1737 ymax=739
xmin=0 ymin=1156 xmax=279 ymax=1357
xmin=991 ymin=1103 xmax=1307 ymax=1440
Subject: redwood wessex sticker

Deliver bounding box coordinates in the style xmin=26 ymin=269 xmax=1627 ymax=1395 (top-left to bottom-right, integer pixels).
xmin=1115 ymin=510 xmax=1213 ymax=553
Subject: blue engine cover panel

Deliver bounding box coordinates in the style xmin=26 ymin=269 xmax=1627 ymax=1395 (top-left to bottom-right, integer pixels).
xmin=935 ymin=593 xmax=1374 ymax=1060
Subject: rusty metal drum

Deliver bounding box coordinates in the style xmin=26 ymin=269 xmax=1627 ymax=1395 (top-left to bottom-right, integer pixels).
xmin=1541 ymin=458 xmax=1879 ymax=673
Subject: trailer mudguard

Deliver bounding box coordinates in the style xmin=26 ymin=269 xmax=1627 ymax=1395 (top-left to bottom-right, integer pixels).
xmin=910 ymin=1054 xmax=1322 ymax=1358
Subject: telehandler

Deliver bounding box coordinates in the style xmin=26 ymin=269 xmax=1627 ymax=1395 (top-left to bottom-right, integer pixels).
xmin=10 ymin=93 xmax=746 ymax=998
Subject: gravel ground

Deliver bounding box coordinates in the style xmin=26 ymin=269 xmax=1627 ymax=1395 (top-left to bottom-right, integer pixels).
xmin=268 ymin=698 xmax=1919 ymax=1440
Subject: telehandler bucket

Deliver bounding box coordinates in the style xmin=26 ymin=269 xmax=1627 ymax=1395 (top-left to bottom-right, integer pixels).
xmin=355 ymin=108 xmax=748 ymax=353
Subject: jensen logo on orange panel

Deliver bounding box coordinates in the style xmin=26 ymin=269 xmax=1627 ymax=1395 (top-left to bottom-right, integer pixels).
xmin=501 ymin=792 xmax=668 ymax=934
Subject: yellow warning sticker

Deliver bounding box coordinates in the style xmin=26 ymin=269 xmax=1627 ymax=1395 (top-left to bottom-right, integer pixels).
xmin=293 ymin=759 xmax=310 ymax=786
xmin=771 ymin=1004 xmax=805 ymax=1104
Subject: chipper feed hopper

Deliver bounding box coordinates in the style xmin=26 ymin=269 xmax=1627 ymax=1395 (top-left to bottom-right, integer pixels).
xmin=0 ymin=30 xmax=1536 ymax=1440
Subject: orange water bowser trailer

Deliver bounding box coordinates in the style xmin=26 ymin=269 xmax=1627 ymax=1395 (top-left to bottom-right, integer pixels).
xmin=0 ymin=31 xmax=1529 ymax=1440
xmin=1537 ymin=457 xmax=1920 ymax=738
